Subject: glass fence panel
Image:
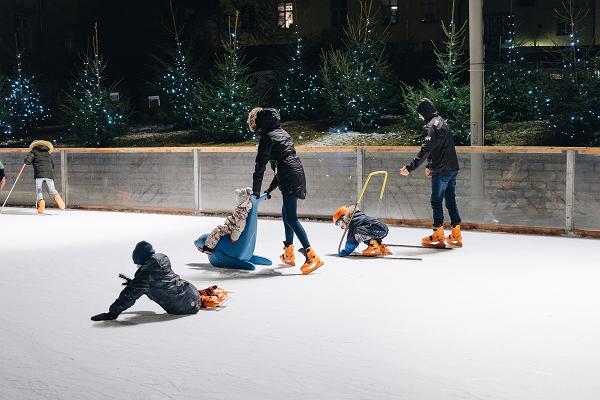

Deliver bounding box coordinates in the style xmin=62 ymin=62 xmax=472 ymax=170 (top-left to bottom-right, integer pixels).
xmin=200 ymin=151 xmax=357 ymax=217
xmin=67 ymin=152 xmax=194 ymax=210
xmin=0 ymin=151 xmax=62 ymax=208
xmin=362 ymin=151 xmax=566 ymax=228
xmin=574 ymin=153 xmax=600 ymax=230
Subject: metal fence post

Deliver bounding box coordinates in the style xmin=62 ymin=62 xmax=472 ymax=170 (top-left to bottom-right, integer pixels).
xmin=565 ymin=149 xmax=576 ymax=234
xmin=60 ymin=150 xmax=68 ymax=206
xmin=193 ymin=149 xmax=202 ymax=214
xmin=356 ymin=147 xmax=365 ymax=204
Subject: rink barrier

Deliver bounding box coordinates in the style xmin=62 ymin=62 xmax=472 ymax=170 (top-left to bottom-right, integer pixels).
xmin=1 ymin=146 xmax=599 ymax=237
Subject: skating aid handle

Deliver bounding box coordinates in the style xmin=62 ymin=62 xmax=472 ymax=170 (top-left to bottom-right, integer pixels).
xmin=0 ymin=164 xmax=26 ymax=215
xmin=337 ymin=171 xmax=388 ymax=254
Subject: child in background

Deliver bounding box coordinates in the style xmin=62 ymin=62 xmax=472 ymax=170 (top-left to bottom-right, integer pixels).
xmin=198 ymin=187 xmax=253 ymax=254
xmin=24 ymin=140 xmax=65 ymax=214
xmin=333 ymin=205 xmax=391 ymax=257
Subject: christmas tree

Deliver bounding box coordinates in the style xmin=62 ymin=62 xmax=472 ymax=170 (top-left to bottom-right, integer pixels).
xmin=2 ymin=52 xmax=48 ymax=140
xmin=160 ymin=0 xmax=197 ymax=127
xmin=543 ymin=0 xmax=600 ymax=145
xmin=61 ymin=24 xmax=127 ymax=146
xmin=401 ymin=0 xmax=473 ymax=144
xmin=196 ymin=12 xmax=255 ymax=142
xmin=486 ymin=12 xmax=542 ymax=123
xmin=279 ymin=26 xmax=320 ymax=120
xmin=321 ymin=0 xmax=392 ymax=130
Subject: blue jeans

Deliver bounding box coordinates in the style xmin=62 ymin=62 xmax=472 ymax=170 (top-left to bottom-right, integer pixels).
xmin=35 ymin=178 xmax=59 ymax=201
xmin=430 ymin=171 xmax=461 ymax=227
xmin=282 ymin=193 xmax=311 ymax=249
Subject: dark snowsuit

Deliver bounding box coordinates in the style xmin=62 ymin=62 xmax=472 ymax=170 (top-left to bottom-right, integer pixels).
xmin=108 ymin=254 xmax=201 ymax=317
xmin=252 ymin=108 xmax=307 ymax=199
xmin=347 ymin=211 xmax=389 ymax=245
xmin=24 ymin=144 xmax=55 ymax=179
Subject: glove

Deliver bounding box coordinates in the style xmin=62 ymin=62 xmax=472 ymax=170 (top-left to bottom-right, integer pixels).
xmin=91 ymin=312 xmax=117 ymax=321
xmin=263 ymin=190 xmax=272 ymax=199
xmin=339 ymin=241 xmax=359 ymax=257
xmin=118 ymin=273 xmax=132 ymax=286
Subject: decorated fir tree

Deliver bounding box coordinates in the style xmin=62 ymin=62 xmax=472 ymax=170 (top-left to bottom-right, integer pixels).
xmin=401 ymin=0 xmax=472 ymax=144
xmin=486 ymin=13 xmax=542 ymax=123
xmin=2 ymin=52 xmax=47 ymax=140
xmin=321 ymin=0 xmax=391 ymax=130
xmin=543 ymin=0 xmax=600 ymax=145
xmin=279 ymin=27 xmax=320 ymax=120
xmin=160 ymin=0 xmax=197 ymax=127
xmin=196 ymin=13 xmax=255 ymax=142
xmin=61 ymin=24 xmax=127 ymax=146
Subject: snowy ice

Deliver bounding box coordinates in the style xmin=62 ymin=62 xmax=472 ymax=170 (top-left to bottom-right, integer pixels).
xmin=1 ymin=208 xmax=599 ymax=399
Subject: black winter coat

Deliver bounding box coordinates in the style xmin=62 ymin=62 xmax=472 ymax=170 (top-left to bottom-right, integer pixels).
xmin=347 ymin=211 xmax=389 ymax=244
xmin=109 ymin=254 xmax=201 ymax=316
xmin=406 ymin=116 xmax=459 ymax=173
xmin=24 ymin=144 xmax=55 ymax=179
xmin=252 ymin=108 xmax=307 ymax=199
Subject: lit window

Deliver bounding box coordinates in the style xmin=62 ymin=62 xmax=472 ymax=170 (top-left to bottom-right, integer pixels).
xmin=420 ymin=0 xmax=439 ymax=24
xmin=278 ymin=2 xmax=294 ymax=29
xmin=386 ymin=0 xmax=399 ymax=24
xmin=331 ymin=0 xmax=348 ymax=28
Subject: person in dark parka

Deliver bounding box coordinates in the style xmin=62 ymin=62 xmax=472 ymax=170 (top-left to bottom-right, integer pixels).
xmin=24 ymin=140 xmax=65 ymax=213
xmin=91 ymin=241 xmax=228 ymax=321
xmin=248 ymin=107 xmax=323 ymax=275
xmin=399 ymin=98 xmax=463 ymax=248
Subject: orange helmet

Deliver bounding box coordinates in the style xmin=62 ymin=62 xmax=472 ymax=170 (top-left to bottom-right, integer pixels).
xmin=332 ymin=206 xmax=349 ymax=224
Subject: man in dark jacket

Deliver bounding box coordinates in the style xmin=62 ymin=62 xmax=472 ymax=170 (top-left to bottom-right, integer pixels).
xmin=400 ymin=98 xmax=463 ymax=248
xmin=91 ymin=241 xmax=228 ymax=321
xmin=248 ymin=107 xmax=323 ymax=275
xmin=24 ymin=140 xmax=65 ymax=214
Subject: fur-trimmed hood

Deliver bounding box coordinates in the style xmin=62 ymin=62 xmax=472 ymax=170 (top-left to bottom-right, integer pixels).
xmin=29 ymin=140 xmax=54 ymax=153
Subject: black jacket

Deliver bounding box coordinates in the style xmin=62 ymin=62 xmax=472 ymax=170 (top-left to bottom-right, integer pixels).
xmin=24 ymin=141 xmax=55 ymax=179
xmin=0 ymin=159 xmax=4 ymax=180
xmin=109 ymin=254 xmax=201 ymax=317
xmin=347 ymin=211 xmax=389 ymax=244
xmin=406 ymin=116 xmax=459 ymax=173
xmin=252 ymin=108 xmax=307 ymax=199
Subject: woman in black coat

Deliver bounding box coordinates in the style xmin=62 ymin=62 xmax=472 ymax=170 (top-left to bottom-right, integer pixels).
xmin=249 ymin=107 xmax=324 ymax=275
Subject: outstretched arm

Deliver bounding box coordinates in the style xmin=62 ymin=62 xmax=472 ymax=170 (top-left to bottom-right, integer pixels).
xmin=405 ymin=125 xmax=437 ymax=172
xmin=91 ymin=268 xmax=150 ymax=321
xmin=339 ymin=240 xmax=359 ymax=257
xmin=252 ymin=135 xmax=272 ymax=196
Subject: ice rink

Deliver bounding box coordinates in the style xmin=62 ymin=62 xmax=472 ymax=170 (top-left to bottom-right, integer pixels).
xmin=1 ymin=208 xmax=599 ymax=400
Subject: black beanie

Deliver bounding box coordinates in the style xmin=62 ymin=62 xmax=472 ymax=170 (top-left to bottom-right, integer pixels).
xmin=416 ymin=98 xmax=438 ymax=122
xmin=132 ymin=241 xmax=155 ymax=265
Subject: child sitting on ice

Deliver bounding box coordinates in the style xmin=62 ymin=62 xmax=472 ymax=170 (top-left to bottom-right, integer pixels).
xmin=91 ymin=241 xmax=228 ymax=321
xmin=333 ymin=205 xmax=392 ymax=257
xmin=198 ymin=187 xmax=253 ymax=254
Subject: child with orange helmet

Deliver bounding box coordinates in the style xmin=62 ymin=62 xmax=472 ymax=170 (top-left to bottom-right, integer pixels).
xmin=333 ymin=205 xmax=391 ymax=257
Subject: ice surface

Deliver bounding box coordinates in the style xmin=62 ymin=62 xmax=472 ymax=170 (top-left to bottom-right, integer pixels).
xmin=1 ymin=208 xmax=600 ymax=400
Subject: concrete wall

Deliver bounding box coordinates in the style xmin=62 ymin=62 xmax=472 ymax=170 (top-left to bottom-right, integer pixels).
xmin=1 ymin=148 xmax=598 ymax=233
